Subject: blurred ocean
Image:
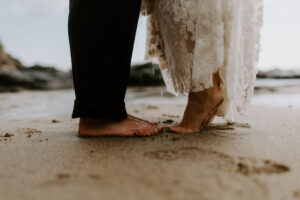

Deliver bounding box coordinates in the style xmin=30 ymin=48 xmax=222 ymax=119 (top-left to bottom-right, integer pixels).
xmin=252 ymin=79 xmax=300 ymax=108
xmin=0 ymin=78 xmax=299 ymax=120
xmin=127 ymin=79 xmax=300 ymax=108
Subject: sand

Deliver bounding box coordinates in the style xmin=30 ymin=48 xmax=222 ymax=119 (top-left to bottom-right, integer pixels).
xmin=0 ymin=90 xmax=300 ymax=200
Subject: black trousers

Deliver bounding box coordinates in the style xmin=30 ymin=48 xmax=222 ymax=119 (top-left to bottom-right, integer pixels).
xmin=68 ymin=0 xmax=142 ymax=119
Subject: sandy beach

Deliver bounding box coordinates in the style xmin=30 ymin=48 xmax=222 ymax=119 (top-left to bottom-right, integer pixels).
xmin=1 ymin=88 xmax=300 ymax=200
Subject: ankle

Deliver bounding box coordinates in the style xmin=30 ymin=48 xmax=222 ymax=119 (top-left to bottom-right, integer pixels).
xmin=188 ymin=88 xmax=215 ymax=102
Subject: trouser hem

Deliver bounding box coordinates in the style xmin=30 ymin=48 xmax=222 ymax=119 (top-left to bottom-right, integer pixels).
xmin=72 ymin=99 xmax=128 ymax=119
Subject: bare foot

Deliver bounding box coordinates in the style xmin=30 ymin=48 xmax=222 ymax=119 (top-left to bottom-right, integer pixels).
xmin=128 ymin=115 xmax=164 ymax=132
xmin=78 ymin=117 xmax=161 ymax=137
xmin=128 ymin=114 xmax=158 ymax=125
xmin=166 ymin=73 xmax=224 ymax=134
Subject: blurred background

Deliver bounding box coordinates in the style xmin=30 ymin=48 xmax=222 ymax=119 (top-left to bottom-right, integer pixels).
xmin=1 ymin=0 xmax=300 ymax=70
xmin=0 ymin=0 xmax=300 ymax=117
xmin=2 ymin=2 xmax=300 ymax=198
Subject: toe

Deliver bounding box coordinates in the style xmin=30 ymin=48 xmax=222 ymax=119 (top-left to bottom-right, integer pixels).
xmin=134 ymin=126 xmax=150 ymax=136
xmin=142 ymin=127 xmax=153 ymax=136
xmin=141 ymin=124 xmax=161 ymax=136
xmin=128 ymin=115 xmax=158 ymax=126
xmin=148 ymin=125 xmax=160 ymax=136
xmin=157 ymin=126 xmax=165 ymax=133
xmin=150 ymin=125 xmax=162 ymax=135
xmin=148 ymin=126 xmax=157 ymax=136
xmin=133 ymin=129 xmax=145 ymax=136
xmin=121 ymin=130 xmax=135 ymax=137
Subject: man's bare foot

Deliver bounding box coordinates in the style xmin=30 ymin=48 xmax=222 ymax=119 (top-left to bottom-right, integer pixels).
xmin=128 ymin=115 xmax=164 ymax=132
xmin=166 ymin=73 xmax=224 ymax=134
xmin=79 ymin=117 xmax=161 ymax=137
xmin=128 ymin=114 xmax=158 ymax=126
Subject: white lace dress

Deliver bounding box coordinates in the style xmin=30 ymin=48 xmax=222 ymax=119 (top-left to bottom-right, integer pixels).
xmin=141 ymin=0 xmax=263 ymax=121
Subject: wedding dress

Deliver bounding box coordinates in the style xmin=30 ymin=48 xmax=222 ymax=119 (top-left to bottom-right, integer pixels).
xmin=141 ymin=0 xmax=263 ymax=121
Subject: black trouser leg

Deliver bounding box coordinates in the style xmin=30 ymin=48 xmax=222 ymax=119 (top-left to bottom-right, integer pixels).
xmin=68 ymin=0 xmax=142 ymax=119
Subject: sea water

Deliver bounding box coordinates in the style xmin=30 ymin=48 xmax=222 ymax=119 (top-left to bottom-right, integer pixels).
xmin=0 ymin=79 xmax=299 ymax=120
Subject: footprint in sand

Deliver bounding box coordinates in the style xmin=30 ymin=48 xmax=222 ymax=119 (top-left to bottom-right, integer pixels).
xmin=56 ymin=173 xmax=71 ymax=179
xmin=144 ymin=147 xmax=290 ymax=176
xmin=88 ymin=174 xmax=101 ymax=180
xmin=52 ymin=119 xmax=60 ymax=123
xmin=0 ymin=132 xmax=14 ymax=137
xmin=40 ymin=173 xmax=71 ymax=187
xmin=146 ymin=105 xmax=158 ymax=110
xmin=0 ymin=133 xmax=14 ymax=142
xmin=18 ymin=128 xmax=42 ymax=138
xmin=294 ymin=190 xmax=300 ymax=198
xmin=143 ymin=147 xmax=274 ymax=199
xmin=236 ymin=157 xmax=290 ymax=175
xmin=144 ymin=147 xmax=201 ymax=161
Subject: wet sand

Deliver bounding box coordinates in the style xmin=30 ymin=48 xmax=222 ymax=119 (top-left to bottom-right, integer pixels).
xmin=0 ymin=89 xmax=300 ymax=200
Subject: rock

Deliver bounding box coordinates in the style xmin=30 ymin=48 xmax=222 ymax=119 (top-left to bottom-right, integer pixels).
xmin=0 ymin=42 xmax=73 ymax=92
xmin=52 ymin=119 xmax=60 ymax=123
xmin=0 ymin=41 xmax=162 ymax=92
xmin=0 ymin=43 xmax=20 ymax=72
xmin=0 ymin=65 xmax=73 ymax=92
xmin=257 ymin=68 xmax=300 ymax=79
xmin=128 ymin=62 xmax=165 ymax=86
xmin=3 ymin=133 xmax=14 ymax=137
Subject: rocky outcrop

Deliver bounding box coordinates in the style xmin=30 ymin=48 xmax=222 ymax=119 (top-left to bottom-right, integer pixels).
xmin=128 ymin=62 xmax=164 ymax=86
xmin=2 ymin=42 xmax=300 ymax=93
xmin=257 ymin=68 xmax=300 ymax=79
xmin=0 ymin=65 xmax=73 ymax=92
xmin=0 ymin=43 xmax=22 ymax=72
xmin=0 ymin=43 xmax=165 ymax=92
xmin=0 ymin=43 xmax=73 ymax=92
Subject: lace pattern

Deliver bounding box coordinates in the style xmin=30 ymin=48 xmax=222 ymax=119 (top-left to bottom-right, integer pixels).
xmin=143 ymin=0 xmax=263 ymax=121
